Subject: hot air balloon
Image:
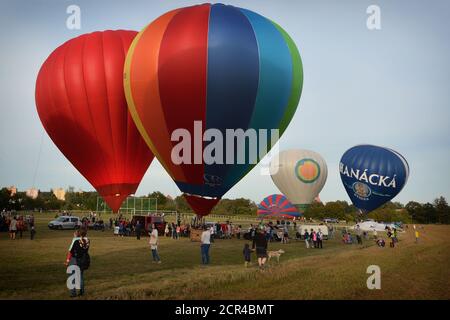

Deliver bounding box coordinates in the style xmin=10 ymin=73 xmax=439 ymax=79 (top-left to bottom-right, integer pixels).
xmin=270 ymin=149 xmax=328 ymax=212
xmin=257 ymin=194 xmax=302 ymax=220
xmin=124 ymin=4 xmax=303 ymax=217
xmin=35 ymin=30 xmax=154 ymax=212
xmin=339 ymin=145 xmax=409 ymax=214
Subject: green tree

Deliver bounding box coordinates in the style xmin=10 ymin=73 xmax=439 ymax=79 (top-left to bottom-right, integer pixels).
xmin=148 ymin=191 xmax=168 ymax=208
xmin=434 ymin=196 xmax=450 ymax=224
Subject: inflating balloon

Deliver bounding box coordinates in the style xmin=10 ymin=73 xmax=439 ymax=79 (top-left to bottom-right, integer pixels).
xmin=339 ymin=145 xmax=409 ymax=214
xmin=257 ymin=194 xmax=301 ymax=220
xmin=35 ymin=30 xmax=154 ymax=212
xmin=270 ymin=149 xmax=327 ymax=212
xmin=124 ymin=4 xmax=303 ymax=217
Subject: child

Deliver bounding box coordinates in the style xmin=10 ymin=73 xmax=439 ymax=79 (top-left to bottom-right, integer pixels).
xmin=243 ymin=243 xmax=252 ymax=267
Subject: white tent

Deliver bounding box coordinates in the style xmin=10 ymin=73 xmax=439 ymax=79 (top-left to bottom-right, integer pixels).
xmin=351 ymin=220 xmax=399 ymax=232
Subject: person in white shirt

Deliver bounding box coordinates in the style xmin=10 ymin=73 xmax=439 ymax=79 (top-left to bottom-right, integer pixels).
xmin=209 ymin=225 xmax=215 ymax=243
xmin=149 ymin=224 xmax=161 ymax=263
xmin=201 ymin=226 xmax=211 ymax=265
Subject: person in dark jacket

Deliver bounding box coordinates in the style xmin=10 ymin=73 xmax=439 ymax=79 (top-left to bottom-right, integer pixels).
xmin=135 ymin=220 xmax=142 ymax=240
xmin=66 ymin=229 xmax=90 ymax=297
xmin=243 ymin=243 xmax=252 ymax=267
xmin=30 ymin=223 xmax=36 ymax=240
xmin=254 ymin=228 xmax=268 ymax=269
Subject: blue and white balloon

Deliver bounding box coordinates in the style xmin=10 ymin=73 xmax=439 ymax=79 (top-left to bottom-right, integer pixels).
xmin=339 ymin=145 xmax=409 ymax=213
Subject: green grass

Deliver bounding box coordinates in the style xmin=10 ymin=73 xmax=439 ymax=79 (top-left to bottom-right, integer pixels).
xmin=0 ymin=213 xmax=449 ymax=299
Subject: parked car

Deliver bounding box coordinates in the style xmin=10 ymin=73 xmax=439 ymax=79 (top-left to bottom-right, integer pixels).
xmin=131 ymin=214 xmax=166 ymax=236
xmin=323 ymin=218 xmax=339 ymax=224
xmin=48 ymin=216 xmax=81 ymax=230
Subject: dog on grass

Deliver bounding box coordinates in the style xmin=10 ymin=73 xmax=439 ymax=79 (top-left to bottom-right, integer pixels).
xmin=267 ymin=249 xmax=285 ymax=263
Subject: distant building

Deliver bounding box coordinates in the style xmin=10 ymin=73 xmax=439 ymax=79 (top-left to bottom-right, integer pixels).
xmin=52 ymin=188 xmax=66 ymax=201
xmin=26 ymin=188 xmax=39 ymax=199
xmin=7 ymin=186 xmax=17 ymax=196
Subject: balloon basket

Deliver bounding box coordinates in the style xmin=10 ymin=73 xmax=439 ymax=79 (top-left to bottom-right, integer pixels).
xmin=190 ymin=228 xmax=203 ymax=242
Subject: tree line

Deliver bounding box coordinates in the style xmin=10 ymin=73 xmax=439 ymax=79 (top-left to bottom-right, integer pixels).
xmin=0 ymin=187 xmax=449 ymax=224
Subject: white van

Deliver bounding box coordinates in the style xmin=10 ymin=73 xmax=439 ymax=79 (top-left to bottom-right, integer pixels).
xmin=48 ymin=216 xmax=81 ymax=230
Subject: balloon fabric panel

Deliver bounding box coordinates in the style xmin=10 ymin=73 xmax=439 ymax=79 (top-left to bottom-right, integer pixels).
xmin=222 ymin=7 xmax=293 ymax=189
xmin=124 ymin=9 xmax=185 ymax=182
xmin=158 ymin=5 xmax=210 ymax=186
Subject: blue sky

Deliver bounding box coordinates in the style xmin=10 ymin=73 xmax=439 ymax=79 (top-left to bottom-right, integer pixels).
xmin=0 ymin=0 xmax=449 ymax=205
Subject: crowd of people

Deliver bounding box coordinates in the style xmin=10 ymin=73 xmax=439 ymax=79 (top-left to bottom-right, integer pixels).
xmin=1 ymin=210 xmax=36 ymax=240
xmin=301 ymin=229 xmax=325 ymax=249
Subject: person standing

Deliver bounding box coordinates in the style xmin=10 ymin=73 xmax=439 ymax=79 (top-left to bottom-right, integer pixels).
xmin=236 ymin=225 xmax=241 ymax=240
xmin=135 ymin=220 xmax=142 ymax=240
xmin=149 ymin=224 xmax=161 ymax=263
xmin=415 ymin=229 xmax=420 ymax=243
xmin=9 ymin=216 xmax=17 ymax=240
xmin=317 ymin=230 xmax=323 ymax=249
xmin=17 ymin=217 xmax=24 ymax=239
xmin=393 ymin=228 xmax=398 ymax=244
xmin=200 ymin=226 xmax=211 ymax=265
xmin=304 ymin=230 xmax=310 ymax=249
xmin=30 ymin=223 xmax=36 ymax=240
xmin=176 ymin=225 xmax=181 ymax=239
xmin=209 ymin=224 xmax=215 ymax=243
xmin=165 ymin=223 xmax=170 ymax=237
xmin=250 ymin=224 xmax=256 ymax=241
xmin=172 ymin=223 xmax=177 ymax=239
xmin=356 ymin=226 xmax=362 ymax=245
xmin=243 ymin=243 xmax=251 ymax=267
xmin=283 ymin=225 xmax=289 ymax=244
xmin=254 ymin=228 xmax=268 ymax=270
xmin=312 ymin=230 xmax=317 ymax=248
xmin=66 ymin=230 xmax=90 ymax=297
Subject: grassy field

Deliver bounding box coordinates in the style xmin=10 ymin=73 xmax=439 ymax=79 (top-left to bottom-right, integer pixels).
xmin=0 ymin=213 xmax=449 ymax=300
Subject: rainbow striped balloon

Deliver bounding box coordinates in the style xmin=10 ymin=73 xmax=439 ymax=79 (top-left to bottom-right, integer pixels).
xmin=257 ymin=194 xmax=302 ymax=220
xmin=125 ymin=3 xmax=303 ymax=216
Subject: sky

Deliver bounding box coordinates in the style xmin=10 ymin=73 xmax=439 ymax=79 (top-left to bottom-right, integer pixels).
xmin=0 ymin=0 xmax=449 ymax=205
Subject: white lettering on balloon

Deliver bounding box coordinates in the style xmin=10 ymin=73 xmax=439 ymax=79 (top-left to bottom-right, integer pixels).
xmin=340 ymin=162 xmax=397 ymax=188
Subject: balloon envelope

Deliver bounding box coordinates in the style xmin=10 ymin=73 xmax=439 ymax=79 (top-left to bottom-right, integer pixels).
xmin=35 ymin=30 xmax=154 ymax=212
xmin=339 ymin=145 xmax=409 ymax=213
xmin=257 ymin=194 xmax=301 ymax=220
xmin=124 ymin=4 xmax=303 ymax=216
xmin=270 ymin=149 xmax=328 ymax=211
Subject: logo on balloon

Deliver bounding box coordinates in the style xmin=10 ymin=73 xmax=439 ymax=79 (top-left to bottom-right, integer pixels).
xmin=295 ymin=158 xmax=320 ymax=183
xmin=204 ymin=174 xmax=223 ymax=187
xmin=352 ymin=182 xmax=371 ymax=200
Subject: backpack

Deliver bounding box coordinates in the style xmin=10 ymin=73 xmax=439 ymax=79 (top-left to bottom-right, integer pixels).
xmin=77 ymin=252 xmax=90 ymax=271
xmin=76 ymin=238 xmax=90 ymax=271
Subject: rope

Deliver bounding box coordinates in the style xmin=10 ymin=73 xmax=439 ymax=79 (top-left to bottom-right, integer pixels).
xmin=32 ymin=130 xmax=45 ymax=188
